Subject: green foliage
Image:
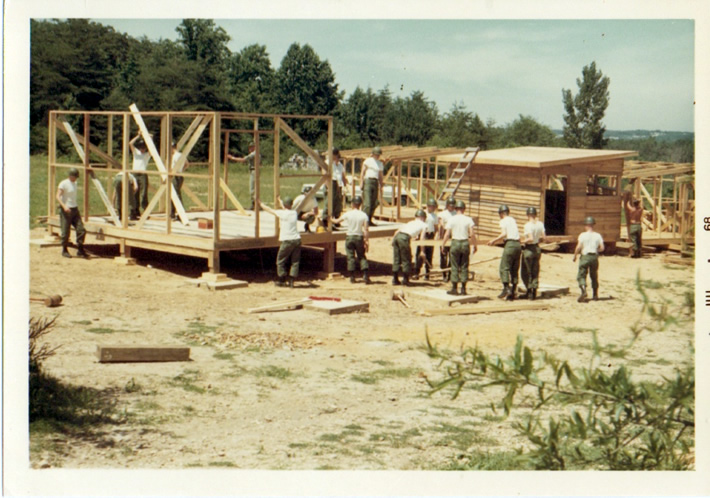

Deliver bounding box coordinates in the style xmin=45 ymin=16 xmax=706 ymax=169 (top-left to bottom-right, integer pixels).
xmin=606 ymin=136 xmax=694 ymax=163
xmin=424 ymin=277 xmax=694 ymax=470
xmin=500 ymin=114 xmax=558 ymax=148
xmin=562 ymin=61 xmax=610 ymax=149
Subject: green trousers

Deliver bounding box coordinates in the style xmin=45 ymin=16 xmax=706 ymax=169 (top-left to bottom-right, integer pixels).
xmin=276 ymin=239 xmax=301 ymax=278
xmin=59 ymin=207 xmax=86 ymax=248
xmin=577 ymin=253 xmax=599 ymax=289
xmin=415 ymin=232 xmax=435 ymax=274
xmin=321 ymin=181 xmax=344 ymax=221
xmin=362 ymin=178 xmax=379 ymax=220
xmin=134 ymin=173 xmax=149 ymax=212
xmin=521 ymin=244 xmax=541 ymax=290
xmin=113 ymin=178 xmax=138 ymax=219
xmin=249 ymin=169 xmax=255 ymax=209
xmin=499 ymin=240 xmax=522 ymax=285
xmin=629 ymin=223 xmax=642 ymax=257
xmin=449 ymin=239 xmax=470 ymax=283
xmin=392 ymin=232 xmax=412 ymax=274
xmin=345 ymin=235 xmax=369 ymax=272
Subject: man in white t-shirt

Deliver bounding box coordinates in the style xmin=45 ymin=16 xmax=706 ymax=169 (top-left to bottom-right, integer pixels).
xmin=110 ymin=171 xmax=138 ymax=221
xmin=391 ymin=209 xmax=427 ymax=286
xmin=170 ymin=142 xmax=189 ymax=220
xmin=359 ymin=146 xmax=384 ymax=223
xmin=487 ymin=204 xmax=522 ymax=300
xmin=260 ymin=196 xmax=302 ymax=288
xmin=292 ymin=192 xmax=319 ymax=233
xmin=322 ymin=148 xmax=349 ymax=227
xmin=56 ymin=168 xmax=87 ymax=258
xmin=129 ymin=135 xmax=151 ymax=214
xmin=331 ymin=196 xmax=370 ymax=284
xmin=521 ymin=206 xmax=546 ymax=300
xmin=438 ymin=197 xmax=456 ymax=281
xmin=442 ymin=200 xmax=477 ymax=295
xmin=573 ymin=216 xmax=605 ymax=302
xmin=414 ymin=198 xmax=439 ymax=280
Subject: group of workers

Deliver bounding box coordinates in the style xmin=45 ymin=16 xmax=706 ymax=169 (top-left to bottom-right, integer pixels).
xmin=56 ymin=144 xmax=640 ymax=305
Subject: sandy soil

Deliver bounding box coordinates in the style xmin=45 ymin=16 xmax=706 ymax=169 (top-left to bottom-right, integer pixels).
xmin=28 ymin=227 xmax=694 ymax=469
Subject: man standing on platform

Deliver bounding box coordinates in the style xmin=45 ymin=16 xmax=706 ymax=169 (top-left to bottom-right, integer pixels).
xmin=521 ymin=207 xmax=546 ymax=300
xmin=170 ymin=141 xmax=189 ymax=221
xmin=573 ymin=216 xmax=605 ymax=302
xmin=626 ymin=198 xmax=644 ymax=258
xmin=228 ymin=142 xmax=259 ymax=210
xmin=129 ymin=135 xmax=151 ymax=215
xmin=331 ymin=196 xmax=371 ymax=284
xmin=438 ymin=197 xmax=456 ymax=281
xmin=360 ymin=146 xmax=384 ymax=224
xmin=414 ymin=198 xmax=439 ymax=280
xmin=56 ymin=168 xmax=88 ymax=258
xmin=391 ymin=209 xmax=428 ymax=286
xmin=487 ymin=204 xmax=522 ymax=301
xmin=322 ymin=148 xmax=348 ymax=228
xmin=110 ymin=171 xmax=138 ymax=221
xmin=260 ymin=196 xmax=301 ymax=288
xmin=441 ymin=200 xmax=477 ymax=296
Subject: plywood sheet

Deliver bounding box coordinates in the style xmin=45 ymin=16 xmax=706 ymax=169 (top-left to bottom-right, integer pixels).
xmin=304 ymin=298 xmax=369 ymax=315
xmin=412 ymin=289 xmax=481 ymax=306
xmin=517 ymin=283 xmax=569 ymax=298
xmin=438 ymin=147 xmax=637 ymax=168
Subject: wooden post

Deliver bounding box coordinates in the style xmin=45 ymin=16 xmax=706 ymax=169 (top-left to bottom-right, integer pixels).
xmin=208 ymin=250 xmax=220 ymax=273
xmin=83 ymin=113 xmax=90 ymax=221
xmin=254 ymin=118 xmax=260 ymax=238
xmin=222 ymin=131 xmax=230 ymax=210
xmin=121 ymin=113 xmax=129 ymax=229
xmin=322 ymin=242 xmax=336 ymax=273
xmin=212 ymin=114 xmax=221 ymax=244
xmin=166 ymin=113 xmax=173 ymax=235
xmin=107 ymin=115 xmax=113 ymax=158
xmin=326 ymin=117 xmax=334 ymax=233
xmin=273 ymin=117 xmax=281 ymax=236
xmin=47 ymin=112 xmax=56 ymax=223
xmin=397 ymin=159 xmax=402 ymax=220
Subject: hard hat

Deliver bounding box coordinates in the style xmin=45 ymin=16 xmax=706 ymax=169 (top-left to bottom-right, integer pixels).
xmin=282 ymin=196 xmax=294 ymax=208
xmin=415 ymin=209 xmax=427 ymax=218
xmin=352 ymin=195 xmax=363 ymax=205
xmin=526 ymin=207 xmax=537 ymax=216
xmin=446 ymin=198 xmax=456 ymax=206
xmin=498 ymin=204 xmax=510 ymax=214
xmin=316 ymin=226 xmax=326 ymax=233
xmin=427 ymin=198 xmax=437 ymax=207
xmin=372 ymin=146 xmax=382 ymax=155
xmin=584 ymin=216 xmax=596 ymax=225
xmin=68 ymin=167 xmax=80 ymax=177
xmin=455 ymin=200 xmax=466 ymax=210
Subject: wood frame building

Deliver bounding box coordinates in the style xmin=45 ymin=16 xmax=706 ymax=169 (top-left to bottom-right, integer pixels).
xmin=45 ymin=108 xmax=401 ymax=274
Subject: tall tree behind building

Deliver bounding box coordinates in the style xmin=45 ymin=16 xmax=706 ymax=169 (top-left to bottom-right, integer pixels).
xmin=561 ymin=61 xmax=610 ymax=149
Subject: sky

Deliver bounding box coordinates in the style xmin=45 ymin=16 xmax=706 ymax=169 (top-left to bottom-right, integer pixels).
xmin=91 ymin=19 xmax=694 ymax=131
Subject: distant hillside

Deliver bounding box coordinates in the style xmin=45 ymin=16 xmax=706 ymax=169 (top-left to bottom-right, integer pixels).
xmin=553 ymin=129 xmax=694 ymax=142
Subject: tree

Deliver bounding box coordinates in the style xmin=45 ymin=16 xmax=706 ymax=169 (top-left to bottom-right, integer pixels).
xmin=274 ymin=43 xmax=341 ymax=143
xmin=176 ymin=19 xmax=230 ymax=66
xmin=386 ymin=91 xmax=438 ymax=146
xmin=336 ymin=86 xmax=392 ymax=147
xmin=434 ymin=102 xmax=492 ymax=149
xmin=229 ymin=44 xmax=275 ymax=113
xmin=501 ymin=114 xmax=558 ymax=148
xmin=562 ymin=61 xmax=610 ymax=149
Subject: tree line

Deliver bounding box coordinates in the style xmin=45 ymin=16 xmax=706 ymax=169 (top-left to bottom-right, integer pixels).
xmin=31 ymin=19 xmax=693 ymax=163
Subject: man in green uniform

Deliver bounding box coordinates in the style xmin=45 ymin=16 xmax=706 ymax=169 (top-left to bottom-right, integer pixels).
xmin=626 ymin=198 xmax=644 ymax=258
xmin=260 ymin=196 xmax=301 ymax=288
xmin=441 ymin=200 xmax=477 ymax=295
xmin=391 ymin=209 xmax=428 ymax=286
xmin=521 ymin=206 xmax=546 ymax=300
xmin=573 ymin=216 xmax=605 ymax=302
xmin=414 ymin=198 xmax=439 ymax=280
xmin=56 ymin=168 xmax=88 ymax=258
xmin=110 ymin=171 xmax=138 ymax=221
xmin=487 ymin=204 xmax=522 ymax=300
xmin=359 ymin=146 xmax=384 ymax=223
xmin=331 ymin=196 xmax=371 ymax=284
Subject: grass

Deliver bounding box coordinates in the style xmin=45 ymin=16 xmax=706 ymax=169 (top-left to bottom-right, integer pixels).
xmin=563 ymin=326 xmax=599 ymax=334
xmin=254 ymin=365 xmax=293 ymax=379
xmin=208 ymin=460 xmax=237 ymax=468
xmin=170 ymin=369 xmax=206 ymax=394
xmin=86 ymin=327 xmax=120 ymax=334
xmin=428 ymin=422 xmax=494 ymax=451
xmin=441 ymin=450 xmax=527 ymax=470
xmin=213 ymin=351 xmax=235 ymax=361
xmin=350 ymin=367 xmax=418 ymax=385
xmin=369 ymin=428 xmax=422 ymax=449
xmin=640 ymin=279 xmax=664 ymax=289
xmin=72 ymin=320 xmax=92 ymax=325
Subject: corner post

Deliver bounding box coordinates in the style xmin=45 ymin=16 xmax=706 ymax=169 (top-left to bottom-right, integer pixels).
xmin=273 ymin=117 xmax=281 ymax=236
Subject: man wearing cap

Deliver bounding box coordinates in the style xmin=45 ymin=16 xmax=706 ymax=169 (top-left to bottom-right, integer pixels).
xmin=129 ymin=135 xmax=151 ymax=215
xmin=573 ymin=216 xmax=605 ymax=302
xmin=331 ymin=196 xmax=371 ymax=284
xmin=414 ymin=198 xmax=439 ymax=280
xmin=170 ymin=141 xmax=189 ymax=221
xmin=626 ymin=198 xmax=644 ymax=258
xmin=260 ymin=196 xmax=301 ymax=288
xmin=110 ymin=171 xmax=138 ymax=221
xmin=438 ymin=198 xmax=457 ymax=281
xmin=521 ymin=207 xmax=546 ymax=300
xmin=292 ymin=191 xmax=319 ymax=233
xmin=228 ymin=142 xmax=259 ymax=210
xmin=322 ymin=148 xmax=348 ymax=228
xmin=360 ymin=146 xmax=384 ymax=223
xmin=56 ymin=168 xmax=88 ymax=258
xmin=441 ymin=200 xmax=477 ymax=295
xmin=391 ymin=209 xmax=428 ymax=286
xmin=487 ymin=204 xmax=522 ymax=300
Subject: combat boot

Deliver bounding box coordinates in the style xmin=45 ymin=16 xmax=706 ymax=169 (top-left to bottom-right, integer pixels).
xmin=402 ymin=274 xmax=411 ymax=287
xmin=447 ymin=283 xmax=458 ymax=296
xmin=522 ymin=288 xmax=530 ymax=299
xmin=577 ymin=285 xmax=587 ymax=303
xmin=62 ymin=245 xmax=71 ymax=258
xmin=275 ymin=276 xmax=286 ymax=287
xmin=506 ymin=285 xmax=516 ymax=301
xmin=498 ymin=284 xmax=510 ymax=299
xmin=288 ymin=277 xmax=295 ymax=288
xmin=76 ymin=245 xmax=89 ymax=258
xmin=530 ymin=289 xmax=537 ymax=301
xmin=392 ymin=273 xmax=401 ymax=286
xmin=349 ymin=272 xmax=356 ymax=284
xmin=460 ymin=283 xmax=467 ymax=296
xmin=363 ymin=271 xmax=372 ymax=285
xmin=592 ymin=288 xmax=599 ymax=301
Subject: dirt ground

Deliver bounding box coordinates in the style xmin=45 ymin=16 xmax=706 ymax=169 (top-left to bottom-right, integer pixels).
xmin=28 ymin=227 xmax=694 ymax=469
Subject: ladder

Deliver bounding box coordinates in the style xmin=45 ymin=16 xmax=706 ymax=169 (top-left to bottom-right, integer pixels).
xmin=437 ymin=147 xmax=479 ymax=203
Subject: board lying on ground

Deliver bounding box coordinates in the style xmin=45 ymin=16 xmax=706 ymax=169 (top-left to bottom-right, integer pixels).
xmin=304 ymin=298 xmax=369 ymax=315
xmin=516 ymin=284 xmax=569 ymax=298
xmin=97 ymin=346 xmax=191 ymax=363
xmin=412 ymin=289 xmax=480 ymax=306
xmin=420 ymin=302 xmax=549 ymax=317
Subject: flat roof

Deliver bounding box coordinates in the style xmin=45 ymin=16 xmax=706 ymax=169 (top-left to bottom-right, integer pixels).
xmin=437 ymin=146 xmax=637 ymax=168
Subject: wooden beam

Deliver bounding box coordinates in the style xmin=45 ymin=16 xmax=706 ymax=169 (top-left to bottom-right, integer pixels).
xmin=135 ymin=183 xmax=167 ymax=230
xmin=277 ymin=118 xmax=328 ymax=173
xmin=247 ymin=298 xmax=311 ymax=314
xmin=96 ymin=345 xmax=190 ymax=363
xmin=273 ymin=117 xmax=281 ymax=236
xmin=219 ymin=178 xmax=249 ymax=215
xmin=176 ymin=115 xmax=205 ymax=151
xmin=181 ymin=184 xmax=208 ymax=210
xmin=421 ymin=302 xmax=549 ymax=317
